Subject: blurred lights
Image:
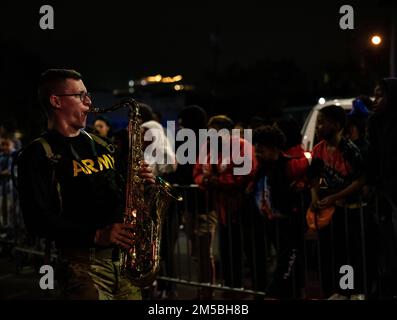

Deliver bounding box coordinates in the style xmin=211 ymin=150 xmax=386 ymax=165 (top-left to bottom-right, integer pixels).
xmin=142 ymin=74 xmax=183 ymax=84
xmin=172 ymin=75 xmax=182 ymax=82
xmin=371 ymin=35 xmax=382 ymax=46
xmin=304 ymin=152 xmax=312 ymax=160
xmin=318 ymin=97 xmax=326 ymax=104
xmin=304 ymin=152 xmax=312 ymax=164
xmin=161 ymin=76 xmax=181 ymax=83
xmin=127 ymin=74 xmax=193 ymax=91
xmin=153 ymin=74 xmax=163 ymax=82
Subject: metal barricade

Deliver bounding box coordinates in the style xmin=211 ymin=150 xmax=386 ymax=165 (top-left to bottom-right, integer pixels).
xmin=2 ymin=180 xmax=396 ymax=300
xmin=155 ymin=185 xmax=390 ymax=300
xmin=156 ymin=185 xmax=307 ymax=299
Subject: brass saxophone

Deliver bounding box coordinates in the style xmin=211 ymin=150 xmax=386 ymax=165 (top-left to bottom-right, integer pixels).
xmin=90 ymin=98 xmax=182 ymax=287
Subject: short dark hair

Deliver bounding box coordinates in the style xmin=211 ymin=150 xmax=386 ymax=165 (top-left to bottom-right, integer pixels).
xmin=275 ymin=118 xmax=302 ymax=149
xmin=253 ymin=125 xmax=286 ymax=149
xmin=178 ymin=105 xmax=207 ymax=132
xmin=377 ymin=78 xmax=397 ymax=113
xmin=319 ymin=105 xmax=347 ymax=129
xmin=138 ymin=103 xmax=154 ymax=123
xmin=94 ymin=115 xmax=112 ymax=129
xmin=248 ymin=116 xmax=265 ymax=130
xmin=38 ymin=69 xmax=82 ymax=115
xmin=207 ymin=115 xmax=234 ymax=131
xmin=345 ymin=115 xmax=367 ymax=137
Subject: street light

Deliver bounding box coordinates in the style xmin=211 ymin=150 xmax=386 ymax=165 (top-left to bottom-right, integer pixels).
xmin=371 ymin=35 xmax=382 ymax=46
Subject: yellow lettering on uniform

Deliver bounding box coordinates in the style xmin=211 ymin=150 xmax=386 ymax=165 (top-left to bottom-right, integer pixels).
xmin=107 ymin=154 xmax=115 ymax=167
xmin=98 ymin=154 xmax=113 ymax=171
xmin=73 ymin=160 xmax=89 ymax=177
xmin=81 ymin=159 xmax=98 ymax=174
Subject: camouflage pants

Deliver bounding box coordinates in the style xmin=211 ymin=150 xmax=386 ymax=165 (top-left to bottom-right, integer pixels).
xmin=58 ymin=254 xmax=141 ymax=300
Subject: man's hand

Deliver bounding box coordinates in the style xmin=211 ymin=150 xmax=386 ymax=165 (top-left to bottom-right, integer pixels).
xmin=318 ymin=195 xmax=337 ymax=209
xmin=310 ymin=201 xmax=320 ymax=211
xmin=140 ymin=161 xmax=156 ymax=184
xmin=94 ymin=223 xmax=135 ymax=250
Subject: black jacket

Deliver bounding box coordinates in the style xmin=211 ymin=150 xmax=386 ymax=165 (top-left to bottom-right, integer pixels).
xmin=367 ymin=78 xmax=397 ymax=206
xmin=17 ymin=130 xmax=124 ymax=248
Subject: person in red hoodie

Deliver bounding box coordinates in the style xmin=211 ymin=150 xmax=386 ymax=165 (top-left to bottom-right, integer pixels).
xmin=193 ymin=115 xmax=257 ymax=298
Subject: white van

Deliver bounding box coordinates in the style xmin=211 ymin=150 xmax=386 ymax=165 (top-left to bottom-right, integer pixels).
xmin=301 ymin=98 xmax=354 ymax=151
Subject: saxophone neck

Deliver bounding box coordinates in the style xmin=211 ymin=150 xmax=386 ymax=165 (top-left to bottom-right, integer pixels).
xmin=88 ymin=98 xmax=140 ymax=114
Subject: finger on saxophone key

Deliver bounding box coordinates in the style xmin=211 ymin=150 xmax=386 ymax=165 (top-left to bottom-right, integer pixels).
xmin=139 ymin=161 xmax=155 ymax=184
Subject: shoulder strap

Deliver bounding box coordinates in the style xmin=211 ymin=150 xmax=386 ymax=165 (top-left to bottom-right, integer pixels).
xmin=11 ymin=137 xmax=59 ymax=191
xmin=34 ymin=136 xmax=63 ymax=208
xmin=81 ymin=130 xmax=115 ymax=154
xmin=34 ymin=137 xmax=61 ymax=163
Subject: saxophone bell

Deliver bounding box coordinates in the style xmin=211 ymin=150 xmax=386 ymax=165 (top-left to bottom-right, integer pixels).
xmin=156 ymin=176 xmax=183 ymax=202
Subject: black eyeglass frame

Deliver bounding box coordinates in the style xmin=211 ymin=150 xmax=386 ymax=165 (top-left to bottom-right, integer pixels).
xmin=55 ymin=92 xmax=92 ymax=102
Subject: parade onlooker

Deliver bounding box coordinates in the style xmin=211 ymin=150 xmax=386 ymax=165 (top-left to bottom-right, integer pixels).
xmin=139 ymin=118 xmax=178 ymax=300
xmin=0 ymin=121 xmax=23 ymax=150
xmin=141 ymin=120 xmax=177 ymax=177
xmin=309 ymin=105 xmax=365 ymax=300
xmin=0 ymin=135 xmax=19 ymax=237
xmin=169 ymin=105 xmax=211 ymax=299
xmin=194 ymin=115 xmax=257 ymax=298
xmin=250 ymin=125 xmax=309 ymax=299
xmin=367 ymin=78 xmax=397 ymax=299
xmin=345 ymin=97 xmax=370 ymax=156
xmin=93 ymin=116 xmax=113 ymax=139
xmin=344 ymin=96 xmax=377 ymax=298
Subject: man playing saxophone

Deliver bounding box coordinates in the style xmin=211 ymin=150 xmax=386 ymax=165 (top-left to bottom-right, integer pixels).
xmin=16 ymin=69 xmax=155 ymax=300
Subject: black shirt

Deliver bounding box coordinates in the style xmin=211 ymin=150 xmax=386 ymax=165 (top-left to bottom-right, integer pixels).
xmin=17 ymin=130 xmax=124 ymax=248
xmin=254 ymin=154 xmax=298 ymax=218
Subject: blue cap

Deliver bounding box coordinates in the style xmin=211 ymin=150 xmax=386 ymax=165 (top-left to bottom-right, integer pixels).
xmin=348 ymin=98 xmax=370 ymax=118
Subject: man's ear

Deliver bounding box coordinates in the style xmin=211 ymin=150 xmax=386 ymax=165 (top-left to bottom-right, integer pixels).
xmin=49 ymin=95 xmax=61 ymax=110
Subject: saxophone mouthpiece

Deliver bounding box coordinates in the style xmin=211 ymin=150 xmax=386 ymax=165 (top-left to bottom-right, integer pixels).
xmin=88 ymin=106 xmax=105 ymax=113
xmin=89 ymin=101 xmax=130 ymax=113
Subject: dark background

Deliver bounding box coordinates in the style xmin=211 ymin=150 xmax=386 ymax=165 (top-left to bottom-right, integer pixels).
xmin=0 ymin=0 xmax=395 ymax=140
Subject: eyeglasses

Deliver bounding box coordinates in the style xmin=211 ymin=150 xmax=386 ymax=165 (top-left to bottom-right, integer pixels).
xmin=55 ymin=92 xmax=92 ymax=102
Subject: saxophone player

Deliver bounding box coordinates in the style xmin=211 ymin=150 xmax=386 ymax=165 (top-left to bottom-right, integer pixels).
xmin=16 ymin=69 xmax=155 ymax=300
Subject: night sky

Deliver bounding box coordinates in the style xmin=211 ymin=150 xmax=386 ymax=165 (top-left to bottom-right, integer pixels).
xmin=0 ymin=0 xmax=394 ymax=137
xmin=1 ymin=0 xmax=391 ymax=88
